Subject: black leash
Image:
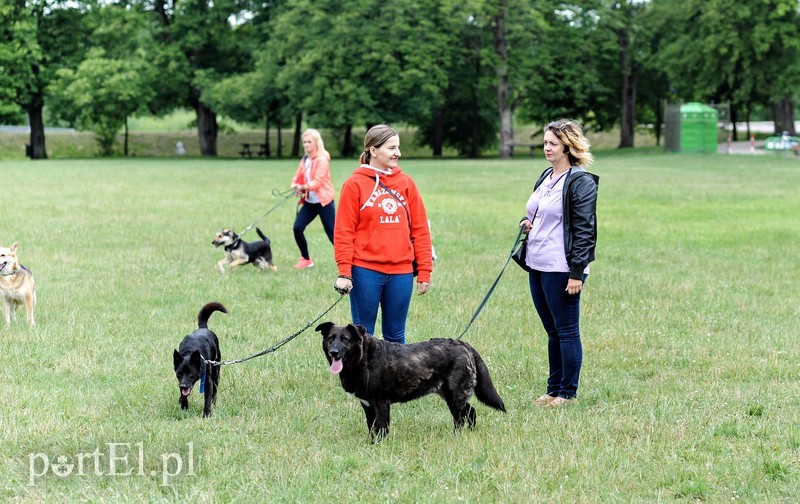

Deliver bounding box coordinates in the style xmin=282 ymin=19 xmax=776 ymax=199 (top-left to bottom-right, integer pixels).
xmin=239 ymin=188 xmax=295 ymax=237
xmin=204 ymin=293 xmax=346 ymax=367
xmin=456 ymin=227 xmax=525 ymax=340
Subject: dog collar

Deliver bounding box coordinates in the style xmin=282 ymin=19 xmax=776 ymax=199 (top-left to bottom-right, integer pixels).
xmin=224 ymin=238 xmax=241 ymax=252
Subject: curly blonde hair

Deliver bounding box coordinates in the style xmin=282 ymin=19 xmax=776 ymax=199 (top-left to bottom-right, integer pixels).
xmin=545 ymin=119 xmax=594 ymax=168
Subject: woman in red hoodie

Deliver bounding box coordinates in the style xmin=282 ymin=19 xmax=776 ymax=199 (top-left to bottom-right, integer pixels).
xmin=333 ymin=125 xmax=432 ymax=344
xmin=290 ymin=129 xmax=336 ymax=270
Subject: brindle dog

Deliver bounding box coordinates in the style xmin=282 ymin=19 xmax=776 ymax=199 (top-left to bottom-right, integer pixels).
xmin=316 ymin=322 xmax=506 ymax=442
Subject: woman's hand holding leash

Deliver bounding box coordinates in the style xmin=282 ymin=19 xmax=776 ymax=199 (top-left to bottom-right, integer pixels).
xmin=334 ymin=275 xmax=353 ymax=294
xmin=417 ymin=281 xmax=430 ymax=295
xmin=519 ymin=219 xmax=532 ymax=234
xmin=566 ymin=278 xmax=583 ymax=295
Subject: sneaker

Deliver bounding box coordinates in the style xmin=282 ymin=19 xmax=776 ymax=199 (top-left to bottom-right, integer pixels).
xmin=293 ymin=257 xmax=314 ymax=270
xmin=544 ymin=396 xmax=578 ymax=408
xmin=533 ymin=394 xmax=557 ymax=407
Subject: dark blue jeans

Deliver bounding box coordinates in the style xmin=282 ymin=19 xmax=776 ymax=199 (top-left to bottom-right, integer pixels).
xmin=528 ymin=270 xmax=585 ymax=399
xmin=293 ymin=202 xmax=335 ymax=260
xmin=350 ymin=266 xmax=414 ymax=344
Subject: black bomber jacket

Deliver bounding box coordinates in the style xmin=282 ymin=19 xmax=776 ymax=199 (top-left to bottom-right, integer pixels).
xmin=533 ymin=166 xmax=599 ymax=279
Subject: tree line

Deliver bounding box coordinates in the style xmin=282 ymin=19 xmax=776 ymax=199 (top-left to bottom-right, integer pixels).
xmin=1 ymin=0 xmax=798 ymax=159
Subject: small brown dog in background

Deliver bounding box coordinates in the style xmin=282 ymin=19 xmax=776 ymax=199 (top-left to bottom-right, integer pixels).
xmin=0 ymin=242 xmax=37 ymax=328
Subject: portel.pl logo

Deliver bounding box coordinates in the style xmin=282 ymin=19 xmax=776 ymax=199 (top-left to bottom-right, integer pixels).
xmin=28 ymin=442 xmax=196 ymax=486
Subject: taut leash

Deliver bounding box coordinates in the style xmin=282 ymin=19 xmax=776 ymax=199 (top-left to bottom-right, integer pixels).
xmin=239 ymin=188 xmax=295 ymax=237
xmin=456 ymin=227 xmax=525 ymax=340
xmin=204 ymin=293 xmax=346 ymax=367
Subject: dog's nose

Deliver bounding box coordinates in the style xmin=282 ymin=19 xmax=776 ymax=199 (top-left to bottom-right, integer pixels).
xmin=329 ymin=349 xmax=340 ymax=359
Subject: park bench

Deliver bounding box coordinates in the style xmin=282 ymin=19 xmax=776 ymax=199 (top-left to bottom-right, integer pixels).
xmin=239 ymin=143 xmax=253 ymax=159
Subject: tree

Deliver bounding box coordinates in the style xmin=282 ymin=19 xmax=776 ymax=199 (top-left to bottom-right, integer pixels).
xmin=50 ymin=48 xmax=151 ymax=155
xmin=266 ymin=0 xmax=454 ymax=156
xmin=133 ymin=0 xmax=254 ymax=156
xmin=654 ymin=0 xmax=800 ymax=139
xmin=1 ymin=1 xmax=90 ymax=159
xmin=484 ymin=0 xmax=547 ymax=157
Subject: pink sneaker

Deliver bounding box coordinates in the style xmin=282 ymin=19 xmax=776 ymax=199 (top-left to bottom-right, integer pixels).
xmin=293 ymin=257 xmax=315 ymax=270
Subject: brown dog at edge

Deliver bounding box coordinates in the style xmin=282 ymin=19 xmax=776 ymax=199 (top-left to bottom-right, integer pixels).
xmin=0 ymin=242 xmax=37 ymax=328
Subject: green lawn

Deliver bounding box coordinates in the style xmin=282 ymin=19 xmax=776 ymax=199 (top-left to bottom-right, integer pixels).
xmin=1 ymin=151 xmax=799 ymax=502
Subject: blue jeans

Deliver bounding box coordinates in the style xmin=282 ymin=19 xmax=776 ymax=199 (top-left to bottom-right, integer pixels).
xmin=293 ymin=202 xmax=335 ymax=260
xmin=350 ymin=266 xmax=414 ymax=344
xmin=528 ymin=270 xmax=585 ymax=399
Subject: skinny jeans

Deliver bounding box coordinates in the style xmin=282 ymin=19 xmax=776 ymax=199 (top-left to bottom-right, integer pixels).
xmin=350 ymin=266 xmax=414 ymax=344
xmin=528 ymin=270 xmax=585 ymax=399
xmin=293 ymin=202 xmax=335 ymax=260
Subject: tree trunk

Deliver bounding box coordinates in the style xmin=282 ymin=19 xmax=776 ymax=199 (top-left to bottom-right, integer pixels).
xmin=493 ymin=0 xmax=513 ymax=158
xmin=194 ymin=102 xmax=218 ymax=156
xmin=432 ymin=107 xmax=443 ymax=157
xmin=26 ymin=100 xmax=47 ymax=160
xmin=618 ymin=24 xmax=636 ymax=148
xmin=773 ymin=97 xmax=796 ymax=135
xmin=653 ymin=102 xmax=662 ymax=147
xmin=124 ymin=117 xmax=129 ymax=156
xmin=291 ymin=112 xmax=302 ymax=158
xmin=342 ymin=124 xmax=354 ymax=158
xmin=278 ymin=124 xmax=283 ymax=157
xmin=262 ymin=114 xmax=271 ymax=157
xmin=470 ymin=89 xmax=480 ymax=159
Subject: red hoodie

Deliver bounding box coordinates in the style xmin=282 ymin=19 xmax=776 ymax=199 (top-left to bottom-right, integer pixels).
xmin=334 ymin=165 xmax=433 ymax=283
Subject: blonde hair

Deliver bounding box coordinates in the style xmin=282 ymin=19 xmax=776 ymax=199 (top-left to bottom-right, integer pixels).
xmin=360 ymin=124 xmax=399 ymax=165
xmin=545 ymin=119 xmax=594 ymax=168
xmin=302 ymin=128 xmax=327 ymax=156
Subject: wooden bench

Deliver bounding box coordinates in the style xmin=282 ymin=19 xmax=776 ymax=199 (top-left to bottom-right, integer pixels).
xmin=257 ymin=143 xmax=269 ymax=158
xmin=239 ymin=143 xmax=253 ymax=159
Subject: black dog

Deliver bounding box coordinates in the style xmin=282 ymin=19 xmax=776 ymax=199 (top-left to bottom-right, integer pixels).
xmin=173 ymin=302 xmax=226 ymax=417
xmin=316 ymin=322 xmax=506 ymax=441
xmin=212 ymin=227 xmax=276 ymax=273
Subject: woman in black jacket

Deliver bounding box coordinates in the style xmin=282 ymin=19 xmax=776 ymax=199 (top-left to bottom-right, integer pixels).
xmin=519 ymin=119 xmax=599 ymax=408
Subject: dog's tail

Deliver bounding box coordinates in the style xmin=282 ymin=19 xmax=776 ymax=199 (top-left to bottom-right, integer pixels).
xmin=468 ymin=345 xmax=506 ymax=412
xmin=256 ymin=228 xmax=268 ymax=241
xmin=198 ymin=302 xmax=227 ymax=329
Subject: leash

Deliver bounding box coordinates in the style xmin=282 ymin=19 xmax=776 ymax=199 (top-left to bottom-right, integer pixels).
xmin=204 ymin=293 xmax=346 ymax=367
xmin=239 ymin=188 xmax=295 ymax=237
xmin=456 ymin=227 xmax=525 ymax=340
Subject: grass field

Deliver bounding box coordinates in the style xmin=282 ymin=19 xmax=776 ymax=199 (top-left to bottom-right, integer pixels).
xmin=1 ymin=150 xmax=799 ymax=502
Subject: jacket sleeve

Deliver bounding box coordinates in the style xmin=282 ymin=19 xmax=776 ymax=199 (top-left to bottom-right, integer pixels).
xmin=568 ymin=174 xmax=598 ymax=279
xmin=406 ymin=178 xmax=433 ymax=283
xmin=334 ymin=178 xmax=360 ymax=277
xmin=305 ymin=155 xmax=330 ymax=192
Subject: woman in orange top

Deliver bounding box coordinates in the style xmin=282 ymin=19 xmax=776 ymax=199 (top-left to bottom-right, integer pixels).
xmin=333 ymin=125 xmax=432 ymax=344
xmin=290 ymin=129 xmax=336 ymax=270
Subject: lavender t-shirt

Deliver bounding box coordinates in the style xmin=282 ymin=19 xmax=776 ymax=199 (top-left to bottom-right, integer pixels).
xmin=525 ymin=171 xmax=589 ymax=274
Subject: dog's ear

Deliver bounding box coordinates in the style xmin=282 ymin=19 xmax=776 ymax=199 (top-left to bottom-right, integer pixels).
xmin=173 ymin=349 xmax=182 ymax=370
xmin=355 ymin=324 xmax=369 ymax=337
xmin=189 ymin=350 xmax=202 ymax=367
xmin=315 ymin=321 xmax=334 ymax=335
xmin=11 ymin=242 xmax=19 ymax=253
xmin=347 ymin=324 xmax=368 ymax=340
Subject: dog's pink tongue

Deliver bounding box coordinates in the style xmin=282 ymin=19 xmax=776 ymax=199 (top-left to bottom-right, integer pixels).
xmin=181 ymin=388 xmax=191 ymax=397
xmin=329 ymin=359 xmax=343 ymax=375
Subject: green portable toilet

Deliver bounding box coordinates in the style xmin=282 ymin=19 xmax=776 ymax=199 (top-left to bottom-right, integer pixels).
xmin=679 ymin=102 xmax=719 ymax=153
